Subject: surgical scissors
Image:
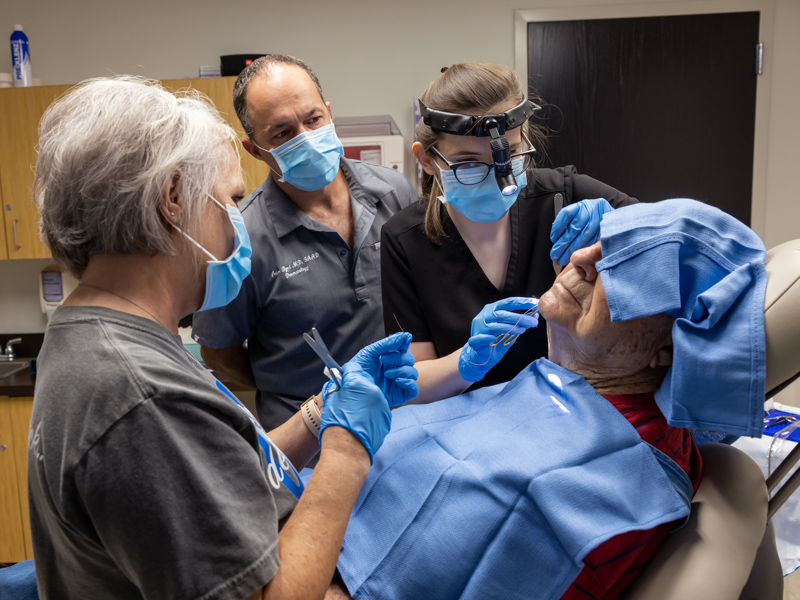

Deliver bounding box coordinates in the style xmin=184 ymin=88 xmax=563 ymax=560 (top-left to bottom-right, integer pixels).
xmin=303 ymin=327 xmax=344 ymax=391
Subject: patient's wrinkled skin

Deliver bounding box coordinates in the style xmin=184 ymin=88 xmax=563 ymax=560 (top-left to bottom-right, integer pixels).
xmin=538 ymin=242 xmax=674 ymax=395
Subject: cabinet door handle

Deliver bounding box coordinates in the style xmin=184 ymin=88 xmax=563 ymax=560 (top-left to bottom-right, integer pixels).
xmin=0 ymin=444 xmax=6 ymax=452
xmin=12 ymin=219 xmax=20 ymax=249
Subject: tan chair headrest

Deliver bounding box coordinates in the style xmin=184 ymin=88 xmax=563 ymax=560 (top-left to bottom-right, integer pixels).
xmin=765 ymin=239 xmax=800 ymax=397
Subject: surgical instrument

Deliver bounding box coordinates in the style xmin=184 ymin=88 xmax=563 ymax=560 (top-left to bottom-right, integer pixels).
xmin=303 ymin=327 xmax=344 ymax=391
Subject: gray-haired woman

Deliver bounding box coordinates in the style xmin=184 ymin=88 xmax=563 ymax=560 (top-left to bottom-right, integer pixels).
xmin=28 ymin=76 xmax=415 ymax=600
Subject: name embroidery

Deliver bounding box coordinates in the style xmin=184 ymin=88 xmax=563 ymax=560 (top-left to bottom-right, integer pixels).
xmin=271 ymin=253 xmax=320 ymax=279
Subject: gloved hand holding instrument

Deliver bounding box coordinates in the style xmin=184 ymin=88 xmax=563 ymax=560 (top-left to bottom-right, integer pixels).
xmin=550 ymin=198 xmax=614 ymax=266
xmin=458 ymin=297 xmax=539 ymax=383
xmin=304 ymin=329 xmax=419 ymax=461
xmin=319 ymin=362 xmax=391 ymax=463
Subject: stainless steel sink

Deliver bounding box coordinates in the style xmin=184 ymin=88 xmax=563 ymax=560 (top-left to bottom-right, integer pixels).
xmin=0 ymin=360 xmax=29 ymax=380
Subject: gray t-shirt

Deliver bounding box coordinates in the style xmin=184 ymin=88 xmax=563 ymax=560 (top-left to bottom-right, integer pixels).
xmin=28 ymin=306 xmax=299 ymax=600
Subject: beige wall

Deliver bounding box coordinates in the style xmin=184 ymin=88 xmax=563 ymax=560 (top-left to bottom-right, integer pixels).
xmin=762 ymin=0 xmax=800 ymax=248
xmin=0 ymin=0 xmax=798 ymax=335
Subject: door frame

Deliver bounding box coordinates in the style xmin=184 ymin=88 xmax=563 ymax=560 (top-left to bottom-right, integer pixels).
xmin=514 ymin=0 xmax=775 ymax=239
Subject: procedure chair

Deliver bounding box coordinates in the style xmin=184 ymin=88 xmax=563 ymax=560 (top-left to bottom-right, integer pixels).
xmin=625 ymin=238 xmax=800 ymax=600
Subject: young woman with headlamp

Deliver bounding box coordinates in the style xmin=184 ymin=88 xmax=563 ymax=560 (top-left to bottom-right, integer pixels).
xmin=381 ymin=63 xmax=637 ymax=403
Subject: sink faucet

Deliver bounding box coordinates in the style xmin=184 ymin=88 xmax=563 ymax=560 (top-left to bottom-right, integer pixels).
xmin=1 ymin=338 xmax=22 ymax=361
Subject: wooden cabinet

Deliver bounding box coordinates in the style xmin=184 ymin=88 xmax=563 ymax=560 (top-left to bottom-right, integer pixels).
xmin=0 ymin=395 xmax=34 ymax=561
xmin=0 ymin=212 xmax=6 ymax=260
xmin=0 ymin=77 xmax=269 ymax=260
xmin=0 ymin=86 xmax=71 ymax=259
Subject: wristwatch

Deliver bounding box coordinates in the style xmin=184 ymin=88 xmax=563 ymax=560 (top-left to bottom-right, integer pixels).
xmin=301 ymin=394 xmax=322 ymax=438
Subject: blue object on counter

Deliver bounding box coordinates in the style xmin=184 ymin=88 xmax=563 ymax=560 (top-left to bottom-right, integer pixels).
xmin=10 ymin=25 xmax=32 ymax=88
xmin=28 ymin=358 xmax=36 ymax=374
xmin=764 ymin=410 xmax=800 ymax=442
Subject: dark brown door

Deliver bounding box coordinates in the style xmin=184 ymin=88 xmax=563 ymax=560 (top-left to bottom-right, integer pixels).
xmin=528 ymin=12 xmax=760 ymax=225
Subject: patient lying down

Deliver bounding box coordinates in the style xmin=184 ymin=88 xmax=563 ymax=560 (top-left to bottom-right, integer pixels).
xmin=538 ymin=242 xmax=701 ymax=599
xmin=330 ymin=199 xmax=766 ymax=600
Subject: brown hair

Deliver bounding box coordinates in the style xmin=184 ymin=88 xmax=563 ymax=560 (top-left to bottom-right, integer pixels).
xmin=416 ymin=63 xmax=548 ymax=242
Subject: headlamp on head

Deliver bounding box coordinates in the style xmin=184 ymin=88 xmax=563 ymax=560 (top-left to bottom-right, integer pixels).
xmin=419 ymin=99 xmax=540 ymax=196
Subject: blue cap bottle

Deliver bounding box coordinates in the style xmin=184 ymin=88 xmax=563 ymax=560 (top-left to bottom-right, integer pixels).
xmin=10 ymin=25 xmax=32 ymax=88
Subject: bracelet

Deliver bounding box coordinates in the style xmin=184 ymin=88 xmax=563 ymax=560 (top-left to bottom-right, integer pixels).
xmin=301 ymin=395 xmax=322 ymax=438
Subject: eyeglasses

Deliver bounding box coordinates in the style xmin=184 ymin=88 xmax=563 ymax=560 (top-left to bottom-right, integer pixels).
xmin=428 ymin=133 xmax=536 ymax=186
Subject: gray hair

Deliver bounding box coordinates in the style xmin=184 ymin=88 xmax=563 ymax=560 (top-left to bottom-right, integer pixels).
xmin=33 ymin=76 xmax=239 ymax=278
xmin=233 ymin=54 xmax=325 ymax=138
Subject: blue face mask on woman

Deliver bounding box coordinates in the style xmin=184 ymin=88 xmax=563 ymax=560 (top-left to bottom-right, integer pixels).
xmin=438 ymin=158 xmax=527 ymax=224
xmin=255 ymin=122 xmax=344 ymax=192
xmin=171 ymin=194 xmax=252 ymax=312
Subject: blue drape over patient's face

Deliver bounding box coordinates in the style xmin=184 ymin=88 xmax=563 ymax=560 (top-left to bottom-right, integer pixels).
xmin=597 ymin=198 xmax=767 ymax=437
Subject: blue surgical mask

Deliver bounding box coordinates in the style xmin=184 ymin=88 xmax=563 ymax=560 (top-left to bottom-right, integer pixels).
xmin=255 ymin=122 xmax=344 ymax=191
xmin=172 ymin=194 xmax=252 ymax=312
xmin=438 ymin=158 xmax=527 ymax=224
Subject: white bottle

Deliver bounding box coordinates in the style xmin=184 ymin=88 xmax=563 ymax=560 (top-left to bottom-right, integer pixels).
xmin=10 ymin=25 xmax=32 ymax=88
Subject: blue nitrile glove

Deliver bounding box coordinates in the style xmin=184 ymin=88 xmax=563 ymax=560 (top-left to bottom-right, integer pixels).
xmin=319 ymin=362 xmax=391 ymax=463
xmin=550 ymin=198 xmax=614 ymax=266
xmin=350 ymin=332 xmax=419 ymax=407
xmin=458 ymin=297 xmax=539 ymax=383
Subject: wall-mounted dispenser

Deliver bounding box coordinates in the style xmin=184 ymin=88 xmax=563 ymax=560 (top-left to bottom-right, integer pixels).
xmin=40 ymin=265 xmax=78 ymax=320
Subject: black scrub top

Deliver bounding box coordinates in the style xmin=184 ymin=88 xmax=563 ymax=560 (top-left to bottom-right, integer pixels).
xmin=380 ymin=166 xmax=638 ymax=390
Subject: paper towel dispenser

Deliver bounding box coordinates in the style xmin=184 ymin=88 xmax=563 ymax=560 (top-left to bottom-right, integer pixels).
xmin=40 ymin=265 xmax=78 ymax=321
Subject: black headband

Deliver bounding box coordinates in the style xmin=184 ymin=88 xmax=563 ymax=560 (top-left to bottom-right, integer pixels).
xmin=418 ymin=98 xmax=540 ymax=137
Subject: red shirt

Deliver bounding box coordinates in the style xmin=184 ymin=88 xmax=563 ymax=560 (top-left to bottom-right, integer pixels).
xmin=560 ymin=392 xmax=703 ymax=600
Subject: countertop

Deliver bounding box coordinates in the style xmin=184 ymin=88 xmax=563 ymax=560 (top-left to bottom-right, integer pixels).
xmin=0 ymin=360 xmax=36 ymax=396
xmin=0 ymin=334 xmax=42 ymax=396
xmin=0 ymin=333 xmax=253 ymax=397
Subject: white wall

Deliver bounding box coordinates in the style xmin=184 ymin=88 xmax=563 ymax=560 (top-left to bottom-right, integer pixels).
xmin=0 ymin=0 xmax=798 ymax=335
xmin=761 ymin=0 xmax=800 ymax=248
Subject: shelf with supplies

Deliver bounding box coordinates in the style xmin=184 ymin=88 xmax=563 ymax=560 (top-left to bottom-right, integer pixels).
xmin=0 ymin=76 xmax=269 ymax=260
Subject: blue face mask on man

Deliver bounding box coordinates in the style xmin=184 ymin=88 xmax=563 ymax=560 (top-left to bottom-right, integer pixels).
xmin=171 ymin=194 xmax=252 ymax=312
xmin=438 ymin=158 xmax=527 ymax=224
xmin=254 ymin=122 xmax=344 ymax=192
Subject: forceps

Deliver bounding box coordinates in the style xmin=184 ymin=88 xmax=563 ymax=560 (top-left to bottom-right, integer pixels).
xmin=303 ymin=327 xmax=344 ymax=391
xmin=490 ymin=307 xmax=539 ymax=347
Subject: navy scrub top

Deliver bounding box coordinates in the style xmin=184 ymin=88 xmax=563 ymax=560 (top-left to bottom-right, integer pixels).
xmin=193 ymin=158 xmax=417 ymax=430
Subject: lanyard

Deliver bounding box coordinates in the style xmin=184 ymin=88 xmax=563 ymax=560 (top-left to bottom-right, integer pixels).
xmin=215 ymin=380 xmax=305 ymax=499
